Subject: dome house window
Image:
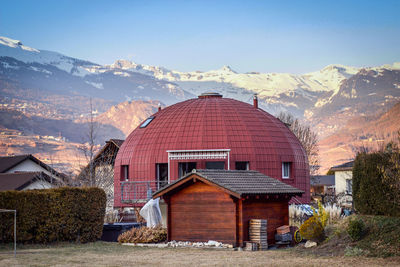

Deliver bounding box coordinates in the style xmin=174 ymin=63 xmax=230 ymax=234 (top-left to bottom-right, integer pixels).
xmin=235 ymin=161 xmax=249 ymax=170
xmin=282 ymin=162 xmax=291 ymax=179
xmin=206 ymin=161 xmax=225 ymax=170
xmin=121 ymin=165 xmax=129 ymax=181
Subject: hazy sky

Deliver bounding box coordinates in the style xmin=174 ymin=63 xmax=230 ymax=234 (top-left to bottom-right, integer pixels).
xmin=1 ymin=0 xmax=400 ymax=73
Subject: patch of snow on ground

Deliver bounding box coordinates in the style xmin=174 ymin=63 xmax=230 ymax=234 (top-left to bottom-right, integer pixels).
xmin=85 ymin=81 xmax=104 ymax=89
xmin=29 ymin=66 xmax=52 ymax=74
xmin=114 ymin=71 xmax=130 ymax=77
xmin=1 ymin=61 xmax=19 ymax=69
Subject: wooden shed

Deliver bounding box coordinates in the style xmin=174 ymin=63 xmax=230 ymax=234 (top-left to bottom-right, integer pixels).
xmin=153 ymin=169 xmax=303 ymax=247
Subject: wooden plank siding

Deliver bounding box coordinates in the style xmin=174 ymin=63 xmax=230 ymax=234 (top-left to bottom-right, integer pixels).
xmin=241 ymin=200 xmax=289 ymax=244
xmin=169 ymin=181 xmax=236 ymax=244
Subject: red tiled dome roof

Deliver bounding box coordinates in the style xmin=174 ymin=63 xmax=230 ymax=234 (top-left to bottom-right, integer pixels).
xmin=114 ymin=94 xmax=310 ymax=206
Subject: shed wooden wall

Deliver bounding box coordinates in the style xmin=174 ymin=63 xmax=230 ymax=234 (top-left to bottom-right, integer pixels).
xmin=168 ymin=181 xmax=236 ymax=244
xmin=242 ymin=199 xmax=289 ymax=244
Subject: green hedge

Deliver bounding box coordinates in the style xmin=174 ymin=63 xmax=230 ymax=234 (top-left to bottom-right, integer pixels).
xmin=0 ymin=187 xmax=106 ymax=243
xmin=353 ymin=152 xmax=400 ymax=217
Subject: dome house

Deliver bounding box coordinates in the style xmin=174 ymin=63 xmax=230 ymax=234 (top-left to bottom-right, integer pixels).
xmin=114 ymin=93 xmax=310 ymax=208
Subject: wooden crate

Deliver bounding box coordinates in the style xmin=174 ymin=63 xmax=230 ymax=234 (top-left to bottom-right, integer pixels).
xmin=276 ymin=225 xmax=290 ymax=235
xmin=249 ymin=219 xmax=268 ymax=250
xmin=244 ymin=242 xmax=258 ymax=251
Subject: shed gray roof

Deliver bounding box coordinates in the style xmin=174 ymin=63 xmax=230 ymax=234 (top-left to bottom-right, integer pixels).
xmin=153 ymin=169 xmax=304 ymax=198
xmin=311 ymin=175 xmax=335 ymax=186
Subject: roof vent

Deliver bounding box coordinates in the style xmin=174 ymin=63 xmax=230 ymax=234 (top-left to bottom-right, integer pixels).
xmin=198 ymin=92 xmax=223 ymax=99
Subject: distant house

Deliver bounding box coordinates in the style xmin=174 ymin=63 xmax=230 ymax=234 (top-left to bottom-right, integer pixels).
xmin=330 ymin=161 xmax=354 ymax=195
xmin=78 ymin=139 xmax=124 ymax=209
xmin=0 ymin=172 xmax=54 ymax=191
xmin=0 ymin=154 xmax=67 ymax=191
xmin=310 ymin=175 xmax=335 ymax=196
xmin=0 ymin=154 xmax=67 ymax=182
xmin=78 ymin=139 xmax=124 ymax=180
xmin=330 ymin=160 xmax=354 ymax=208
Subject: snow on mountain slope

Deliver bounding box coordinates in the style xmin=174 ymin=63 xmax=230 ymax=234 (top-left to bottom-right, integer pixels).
xmin=101 ymin=59 xmax=363 ymax=116
xmin=0 ymin=36 xmax=94 ymax=77
xmin=2 ymin=36 xmax=399 ymax=120
xmin=0 ymin=37 xmax=39 ymax=52
xmin=105 ymin=59 xmax=360 ymax=99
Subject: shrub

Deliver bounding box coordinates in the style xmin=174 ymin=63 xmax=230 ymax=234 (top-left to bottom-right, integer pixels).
xmin=118 ymin=226 xmax=167 ymax=243
xmin=344 ymin=246 xmax=365 ymax=256
xmin=353 ymin=151 xmax=400 ymax=216
xmin=314 ymin=201 xmax=329 ymax=228
xmin=0 ymin=187 xmax=106 ymax=243
xmin=299 ymin=216 xmax=324 ymax=242
xmin=299 ymin=201 xmax=329 ymax=242
xmin=347 ymin=218 xmax=365 ymax=241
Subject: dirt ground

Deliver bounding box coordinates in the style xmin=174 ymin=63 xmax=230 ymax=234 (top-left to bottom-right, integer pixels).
xmin=1 ymin=242 xmax=400 ymax=267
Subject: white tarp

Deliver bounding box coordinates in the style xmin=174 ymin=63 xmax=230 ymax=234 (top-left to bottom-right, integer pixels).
xmin=139 ymin=198 xmax=162 ymax=227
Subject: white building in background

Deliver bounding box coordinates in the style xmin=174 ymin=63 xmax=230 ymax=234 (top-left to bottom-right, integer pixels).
xmin=330 ymin=160 xmax=354 ymax=208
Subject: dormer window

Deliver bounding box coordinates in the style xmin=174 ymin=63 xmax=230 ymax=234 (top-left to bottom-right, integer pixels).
xmin=282 ymin=162 xmax=291 ymax=179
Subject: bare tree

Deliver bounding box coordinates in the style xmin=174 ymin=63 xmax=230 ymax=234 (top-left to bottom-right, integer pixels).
xmin=277 ymin=112 xmax=320 ymax=175
xmin=77 ymin=98 xmax=116 ymax=209
xmin=79 ymin=98 xmax=97 ymax=186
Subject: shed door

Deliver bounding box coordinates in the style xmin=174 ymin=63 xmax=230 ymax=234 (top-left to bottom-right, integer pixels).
xmin=169 ymin=181 xmax=236 ymax=244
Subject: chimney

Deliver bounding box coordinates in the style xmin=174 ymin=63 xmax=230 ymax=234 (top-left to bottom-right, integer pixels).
xmin=253 ymin=94 xmax=258 ymax=109
xmin=158 ymin=103 xmax=161 ymax=112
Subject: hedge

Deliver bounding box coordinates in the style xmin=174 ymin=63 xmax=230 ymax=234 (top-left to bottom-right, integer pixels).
xmin=0 ymin=187 xmax=106 ymax=243
xmin=353 ymin=152 xmax=400 ymax=217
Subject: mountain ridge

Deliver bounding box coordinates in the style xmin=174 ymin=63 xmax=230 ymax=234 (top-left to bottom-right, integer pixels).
xmin=1 ymin=35 xmax=400 ymax=174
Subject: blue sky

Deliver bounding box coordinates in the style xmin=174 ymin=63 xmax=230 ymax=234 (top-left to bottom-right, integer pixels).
xmin=1 ymin=0 xmax=399 ymax=73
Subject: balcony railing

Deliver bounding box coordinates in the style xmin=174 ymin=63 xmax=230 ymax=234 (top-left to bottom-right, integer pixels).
xmin=120 ymin=180 xmax=167 ymax=203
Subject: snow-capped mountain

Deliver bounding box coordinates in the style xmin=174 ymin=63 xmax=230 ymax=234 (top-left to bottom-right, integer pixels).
xmin=2 ymin=36 xmax=400 ymax=174
xmin=102 ymin=58 xmax=400 ymax=119
xmin=0 ymin=36 xmax=94 ymax=77
xmin=0 ymin=37 xmax=190 ymax=105
xmin=1 ymin=36 xmax=400 ymax=123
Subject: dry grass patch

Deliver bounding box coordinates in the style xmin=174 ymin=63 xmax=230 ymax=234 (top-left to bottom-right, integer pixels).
xmin=1 ymin=242 xmax=400 ymax=267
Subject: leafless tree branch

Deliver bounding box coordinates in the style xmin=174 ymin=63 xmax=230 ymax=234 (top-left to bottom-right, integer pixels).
xmin=277 ymin=112 xmax=320 ymax=176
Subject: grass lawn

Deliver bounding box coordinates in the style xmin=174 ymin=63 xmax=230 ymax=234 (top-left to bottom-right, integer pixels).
xmin=1 ymin=242 xmax=400 ymax=267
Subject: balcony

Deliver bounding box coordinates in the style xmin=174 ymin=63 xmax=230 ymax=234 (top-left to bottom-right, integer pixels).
xmin=120 ymin=181 xmax=167 ymax=204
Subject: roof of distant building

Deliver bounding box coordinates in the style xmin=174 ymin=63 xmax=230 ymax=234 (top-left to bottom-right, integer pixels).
xmin=108 ymin=139 xmax=124 ymax=148
xmin=0 ymin=171 xmax=53 ymax=191
xmin=330 ymin=160 xmax=354 ymax=171
xmin=77 ymin=139 xmax=125 ymax=180
xmin=311 ymin=175 xmax=335 ymax=186
xmin=0 ymin=154 xmax=66 ymax=179
xmin=153 ymin=169 xmax=304 ymax=199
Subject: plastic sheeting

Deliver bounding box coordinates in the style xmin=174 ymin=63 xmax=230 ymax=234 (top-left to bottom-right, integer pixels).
xmin=139 ymin=198 xmax=162 ymax=227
